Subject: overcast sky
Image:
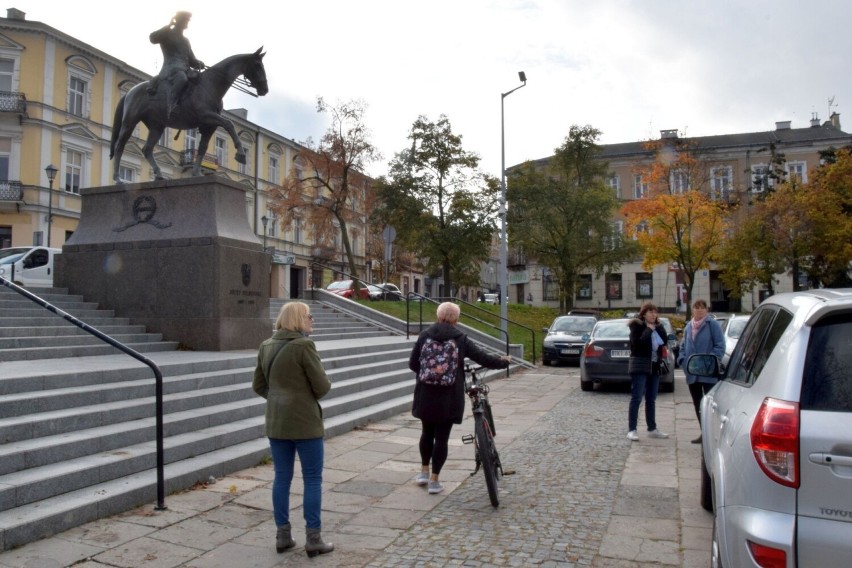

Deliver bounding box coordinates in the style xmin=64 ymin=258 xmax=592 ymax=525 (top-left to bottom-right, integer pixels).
xmin=15 ymin=0 xmax=852 ymax=178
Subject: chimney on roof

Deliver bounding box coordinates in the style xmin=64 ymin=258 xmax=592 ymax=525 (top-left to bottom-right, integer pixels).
xmin=775 ymin=121 xmax=791 ymax=131
xmin=810 ymin=112 xmax=821 ymax=127
xmin=6 ymin=8 xmax=26 ymax=20
xmin=660 ymin=129 xmax=678 ymax=139
xmin=830 ymin=112 xmax=841 ymax=130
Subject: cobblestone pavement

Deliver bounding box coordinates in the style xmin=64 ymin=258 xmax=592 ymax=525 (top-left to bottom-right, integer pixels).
xmin=0 ymin=365 xmax=711 ymax=568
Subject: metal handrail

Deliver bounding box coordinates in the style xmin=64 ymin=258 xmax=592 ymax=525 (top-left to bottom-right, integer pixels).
xmin=307 ymin=262 xmax=535 ymax=370
xmin=0 ymin=276 xmax=167 ymax=511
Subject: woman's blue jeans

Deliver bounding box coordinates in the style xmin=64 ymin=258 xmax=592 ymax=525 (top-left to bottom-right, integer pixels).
xmin=628 ymin=371 xmax=660 ymax=432
xmin=269 ymin=437 xmax=324 ymax=529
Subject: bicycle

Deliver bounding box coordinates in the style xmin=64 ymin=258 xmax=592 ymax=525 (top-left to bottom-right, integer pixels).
xmin=460 ymin=364 xmax=502 ymax=507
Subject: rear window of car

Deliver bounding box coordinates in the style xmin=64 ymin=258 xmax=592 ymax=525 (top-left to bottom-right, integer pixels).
xmin=552 ymin=317 xmax=596 ymax=333
xmin=593 ymin=321 xmax=629 ymax=339
xmin=802 ymin=313 xmax=852 ymax=412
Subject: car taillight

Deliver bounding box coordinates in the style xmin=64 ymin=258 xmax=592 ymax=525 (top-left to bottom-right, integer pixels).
xmin=750 ymin=397 xmax=799 ymax=488
xmin=747 ymin=540 xmax=786 ymax=568
xmin=583 ymin=343 xmax=604 ymax=358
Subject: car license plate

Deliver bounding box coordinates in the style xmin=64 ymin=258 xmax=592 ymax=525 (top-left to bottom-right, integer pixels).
xmin=611 ymin=350 xmax=630 ymax=358
xmin=561 ymin=349 xmax=580 ymax=355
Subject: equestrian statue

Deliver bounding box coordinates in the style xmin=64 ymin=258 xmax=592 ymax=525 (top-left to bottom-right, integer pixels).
xmin=110 ymin=11 xmax=269 ymax=183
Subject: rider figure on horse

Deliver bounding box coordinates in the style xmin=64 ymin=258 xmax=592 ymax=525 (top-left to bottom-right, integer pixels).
xmin=147 ymin=11 xmax=206 ymax=118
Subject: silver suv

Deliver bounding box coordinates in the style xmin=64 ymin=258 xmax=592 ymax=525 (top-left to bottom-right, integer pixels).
xmin=688 ymin=289 xmax=852 ymax=567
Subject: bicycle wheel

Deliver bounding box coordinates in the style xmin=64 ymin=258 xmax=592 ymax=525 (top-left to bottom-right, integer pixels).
xmin=474 ymin=413 xmax=500 ymax=507
xmin=483 ymin=400 xmax=496 ymax=437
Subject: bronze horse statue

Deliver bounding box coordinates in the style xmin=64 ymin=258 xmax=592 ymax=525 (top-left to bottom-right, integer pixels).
xmin=110 ymin=48 xmax=268 ymax=183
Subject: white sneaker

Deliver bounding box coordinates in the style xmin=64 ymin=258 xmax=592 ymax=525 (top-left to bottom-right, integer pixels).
xmin=626 ymin=430 xmax=639 ymax=441
xmin=415 ymin=472 xmax=429 ymax=486
xmin=427 ymin=480 xmax=444 ymax=494
xmin=648 ymin=429 xmax=669 ymax=439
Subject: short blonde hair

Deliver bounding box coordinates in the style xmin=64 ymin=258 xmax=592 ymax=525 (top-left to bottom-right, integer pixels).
xmin=436 ymin=302 xmax=460 ymax=324
xmin=275 ymin=301 xmax=310 ymax=332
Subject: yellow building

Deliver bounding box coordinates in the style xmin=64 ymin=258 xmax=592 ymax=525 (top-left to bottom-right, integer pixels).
xmin=0 ymin=8 xmax=374 ymax=299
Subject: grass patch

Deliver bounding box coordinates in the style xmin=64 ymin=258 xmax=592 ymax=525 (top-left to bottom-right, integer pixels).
xmin=359 ymin=299 xmax=560 ymax=362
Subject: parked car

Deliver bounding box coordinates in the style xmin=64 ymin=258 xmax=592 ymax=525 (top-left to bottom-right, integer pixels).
xmin=691 ymin=289 xmax=852 ymax=567
xmin=658 ymin=316 xmax=679 ymax=360
xmin=325 ymin=279 xmax=370 ymax=300
xmin=541 ymin=314 xmax=598 ymax=366
xmin=720 ymin=314 xmax=750 ymax=367
xmin=0 ymin=247 xmax=61 ymax=287
xmin=371 ymin=282 xmax=403 ymax=300
xmin=579 ymin=318 xmax=675 ymax=392
xmin=482 ymin=293 xmax=499 ymax=304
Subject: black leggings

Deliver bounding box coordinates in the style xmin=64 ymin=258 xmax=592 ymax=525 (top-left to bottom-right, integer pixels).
xmin=688 ymin=381 xmax=713 ymax=422
xmin=419 ymin=420 xmax=454 ymax=475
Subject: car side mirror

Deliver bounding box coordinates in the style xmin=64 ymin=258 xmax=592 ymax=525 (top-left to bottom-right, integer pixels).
xmin=542 ymin=327 xmax=549 ymax=333
xmin=581 ymin=333 xmax=590 ymax=341
xmin=686 ymin=354 xmax=722 ymax=378
xmin=668 ymin=333 xmax=677 ymax=341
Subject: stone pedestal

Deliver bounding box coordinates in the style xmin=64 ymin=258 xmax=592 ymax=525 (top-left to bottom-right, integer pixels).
xmin=55 ymin=177 xmax=270 ymax=351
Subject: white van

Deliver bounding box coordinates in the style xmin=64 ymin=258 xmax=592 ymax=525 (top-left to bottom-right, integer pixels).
xmin=0 ymin=247 xmax=62 ymax=287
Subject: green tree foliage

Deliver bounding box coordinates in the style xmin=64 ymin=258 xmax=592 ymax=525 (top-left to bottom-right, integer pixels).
xmin=507 ymin=125 xmax=637 ymax=311
xmin=719 ymin=147 xmax=852 ymax=293
xmin=372 ymin=115 xmax=500 ymax=295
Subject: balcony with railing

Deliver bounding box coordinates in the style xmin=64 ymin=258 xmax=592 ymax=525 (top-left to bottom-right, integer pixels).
xmin=0 ymin=91 xmax=26 ymax=113
xmin=0 ymin=180 xmax=23 ymax=201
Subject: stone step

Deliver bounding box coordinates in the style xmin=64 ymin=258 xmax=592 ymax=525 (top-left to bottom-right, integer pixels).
xmin=0 ymin=324 xmax=147 ymax=338
xmin=0 ymin=341 xmax=181 ymax=362
xmin=0 ymin=316 xmax=133 ymax=327
xmin=0 ymin=333 xmax=165 ymax=350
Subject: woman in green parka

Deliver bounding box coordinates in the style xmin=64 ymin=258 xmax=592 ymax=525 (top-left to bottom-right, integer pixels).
xmin=253 ymin=301 xmax=333 ymax=558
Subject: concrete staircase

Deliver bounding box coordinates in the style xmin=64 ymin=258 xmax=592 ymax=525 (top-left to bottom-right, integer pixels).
xmin=0 ymin=285 xmax=421 ymax=551
xmin=0 ymin=285 xmax=180 ymax=361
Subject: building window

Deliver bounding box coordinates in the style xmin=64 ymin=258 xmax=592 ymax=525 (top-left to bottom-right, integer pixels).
xmin=636 ymin=272 xmax=653 ymax=299
xmin=787 ymin=161 xmax=807 ymax=183
xmin=294 ymin=217 xmax=302 ymax=244
xmin=605 ymin=273 xmax=622 ymax=300
xmin=118 ymin=165 xmax=135 ymax=183
xmin=0 ymin=58 xmax=13 ymax=91
xmin=0 ymin=137 xmax=10 ymax=182
xmin=633 ymin=174 xmax=649 ymax=199
xmin=215 ymin=137 xmax=227 ymax=166
xmin=602 ymin=220 xmax=623 ymax=251
xmin=68 ymin=76 xmax=86 ymax=117
xmin=65 ymin=149 xmax=83 ymax=194
xmin=576 ymin=274 xmax=592 ymax=300
xmin=268 ymin=155 xmax=279 ymax=183
xmin=710 ymin=166 xmax=733 ymax=201
xmin=543 ymin=269 xmax=559 ymax=301
xmin=158 ymin=128 xmax=170 ymax=147
xmin=185 ymin=129 xmax=199 ymax=151
xmin=751 ymin=164 xmax=773 ymax=193
xmin=669 ymin=169 xmax=690 ymax=194
xmin=607 ymin=174 xmax=621 ymax=198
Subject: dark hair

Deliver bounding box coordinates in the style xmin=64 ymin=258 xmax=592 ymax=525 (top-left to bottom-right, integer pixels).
xmin=692 ymin=299 xmax=709 ymax=310
xmin=638 ymin=301 xmax=658 ymax=320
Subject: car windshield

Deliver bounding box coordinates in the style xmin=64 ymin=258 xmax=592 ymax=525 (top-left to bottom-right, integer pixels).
xmin=552 ymin=317 xmax=595 ymax=333
xmin=727 ymin=318 xmax=749 ymax=339
xmin=593 ymin=321 xmax=630 ymax=339
xmin=327 ymin=280 xmax=352 ymax=290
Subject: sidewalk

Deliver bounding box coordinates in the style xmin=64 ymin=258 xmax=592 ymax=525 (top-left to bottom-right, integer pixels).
xmin=0 ymin=365 xmax=712 ymax=567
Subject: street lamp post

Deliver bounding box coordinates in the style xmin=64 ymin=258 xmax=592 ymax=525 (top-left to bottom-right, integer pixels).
xmin=260 ymin=215 xmax=268 ymax=251
xmin=499 ymin=71 xmax=527 ymax=335
xmin=44 ymin=164 xmax=58 ymax=247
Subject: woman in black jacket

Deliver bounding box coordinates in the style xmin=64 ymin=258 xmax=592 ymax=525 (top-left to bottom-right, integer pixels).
xmin=408 ymin=302 xmax=511 ymax=494
xmin=626 ymin=302 xmax=669 ymax=442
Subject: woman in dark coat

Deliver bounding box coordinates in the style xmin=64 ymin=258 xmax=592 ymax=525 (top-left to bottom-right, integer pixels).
xmin=626 ymin=301 xmax=669 ymax=442
xmin=408 ymin=302 xmax=511 ymax=494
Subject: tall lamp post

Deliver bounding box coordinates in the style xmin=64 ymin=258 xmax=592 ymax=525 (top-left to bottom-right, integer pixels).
xmin=260 ymin=215 xmax=268 ymax=251
xmin=44 ymin=164 xmax=58 ymax=247
xmin=499 ymin=71 xmax=527 ymax=335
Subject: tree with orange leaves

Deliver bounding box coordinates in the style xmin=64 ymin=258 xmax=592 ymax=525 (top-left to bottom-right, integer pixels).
xmin=268 ymin=97 xmax=380 ymax=287
xmin=621 ymin=137 xmax=728 ymax=319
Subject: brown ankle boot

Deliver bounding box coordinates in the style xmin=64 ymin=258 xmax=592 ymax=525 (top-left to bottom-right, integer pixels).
xmin=305 ymin=527 xmax=333 ymax=557
xmin=276 ymin=523 xmax=295 ymax=553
